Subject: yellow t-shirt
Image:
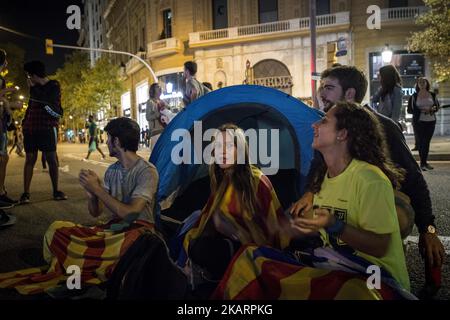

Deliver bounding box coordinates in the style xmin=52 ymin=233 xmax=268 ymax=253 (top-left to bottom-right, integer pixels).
xmin=314 ymin=159 xmax=410 ymax=291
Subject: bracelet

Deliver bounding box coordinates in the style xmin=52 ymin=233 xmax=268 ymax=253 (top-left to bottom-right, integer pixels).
xmin=325 ymin=218 xmax=346 ymax=237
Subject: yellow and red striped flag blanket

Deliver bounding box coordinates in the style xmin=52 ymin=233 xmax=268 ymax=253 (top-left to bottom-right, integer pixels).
xmin=0 ymin=219 xmax=153 ymax=295
xmin=212 ymin=245 xmax=416 ymax=300
xmin=177 ymin=167 xmax=291 ymax=267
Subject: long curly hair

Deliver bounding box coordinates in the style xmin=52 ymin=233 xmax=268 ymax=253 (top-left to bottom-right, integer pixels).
xmin=209 ymin=123 xmax=259 ymax=215
xmin=310 ymin=102 xmax=405 ymax=193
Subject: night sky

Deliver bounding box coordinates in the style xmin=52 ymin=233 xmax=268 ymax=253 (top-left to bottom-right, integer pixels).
xmin=0 ymin=0 xmax=83 ymax=74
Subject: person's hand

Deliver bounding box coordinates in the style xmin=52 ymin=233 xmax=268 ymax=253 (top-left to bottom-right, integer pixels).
xmin=79 ymin=169 xmax=102 ymax=195
xmin=419 ymin=232 xmax=445 ymax=268
xmin=26 ymin=78 xmax=34 ymax=87
xmin=289 ymin=192 xmax=314 ymax=217
xmin=290 ymin=208 xmax=335 ymax=236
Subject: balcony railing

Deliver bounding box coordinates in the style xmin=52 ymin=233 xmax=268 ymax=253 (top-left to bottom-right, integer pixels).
xmin=148 ymin=37 xmax=183 ymax=58
xmin=125 ymin=51 xmax=147 ymax=75
xmin=381 ymin=6 xmax=427 ymax=21
xmin=189 ymin=12 xmax=350 ymax=46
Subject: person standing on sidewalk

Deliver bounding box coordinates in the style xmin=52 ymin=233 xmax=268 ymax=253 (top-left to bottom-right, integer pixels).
xmin=84 ymin=115 xmax=106 ymax=160
xmin=20 ymin=60 xmax=67 ymax=204
xmin=407 ymin=77 xmax=439 ymax=171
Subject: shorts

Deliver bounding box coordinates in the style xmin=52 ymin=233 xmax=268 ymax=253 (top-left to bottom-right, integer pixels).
xmin=24 ymin=128 xmax=57 ymax=153
xmin=0 ymin=132 xmax=7 ymax=156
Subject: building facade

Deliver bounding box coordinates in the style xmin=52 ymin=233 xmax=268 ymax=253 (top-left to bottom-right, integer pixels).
xmin=100 ymin=0 xmax=449 ymax=135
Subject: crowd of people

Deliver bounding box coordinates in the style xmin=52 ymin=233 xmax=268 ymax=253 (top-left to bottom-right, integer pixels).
xmin=0 ymin=47 xmax=446 ymax=300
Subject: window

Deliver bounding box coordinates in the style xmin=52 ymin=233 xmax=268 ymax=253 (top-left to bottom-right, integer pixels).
xmin=142 ymin=27 xmax=146 ymax=49
xmin=212 ymin=0 xmax=228 ymax=29
xmin=258 ymin=0 xmax=278 ymax=24
xmin=162 ymin=9 xmax=172 ymax=39
xmin=316 ymin=0 xmax=330 ymax=15
xmin=389 ymin=0 xmax=408 ymax=8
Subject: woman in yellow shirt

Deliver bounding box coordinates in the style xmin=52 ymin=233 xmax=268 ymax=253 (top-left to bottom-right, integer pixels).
xmin=290 ymin=101 xmax=410 ymax=291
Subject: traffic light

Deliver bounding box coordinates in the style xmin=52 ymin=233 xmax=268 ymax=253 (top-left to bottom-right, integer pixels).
xmin=45 ymin=39 xmax=54 ymax=55
xmin=327 ymin=42 xmax=337 ymax=68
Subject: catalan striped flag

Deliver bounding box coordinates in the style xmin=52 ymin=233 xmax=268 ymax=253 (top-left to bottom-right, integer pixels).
xmin=212 ymin=245 xmax=416 ymax=300
xmin=177 ymin=166 xmax=290 ymax=267
xmin=0 ymin=219 xmax=153 ymax=295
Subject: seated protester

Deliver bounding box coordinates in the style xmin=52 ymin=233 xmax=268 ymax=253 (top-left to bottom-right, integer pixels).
xmin=213 ymin=103 xmax=412 ymax=300
xmin=292 ymin=65 xmax=444 ymax=297
xmin=0 ymin=118 xmax=159 ymax=296
xmin=177 ymin=123 xmax=290 ymax=296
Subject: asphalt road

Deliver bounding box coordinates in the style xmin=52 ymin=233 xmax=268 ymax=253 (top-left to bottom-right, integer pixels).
xmin=0 ymin=142 xmax=449 ymax=300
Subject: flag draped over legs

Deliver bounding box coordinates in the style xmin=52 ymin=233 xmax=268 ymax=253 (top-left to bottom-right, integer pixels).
xmin=0 ymin=219 xmax=153 ymax=295
xmin=212 ymin=245 xmax=416 ymax=300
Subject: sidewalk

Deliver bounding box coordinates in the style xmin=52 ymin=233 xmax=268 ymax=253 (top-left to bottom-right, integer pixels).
xmin=405 ymin=135 xmax=450 ymax=161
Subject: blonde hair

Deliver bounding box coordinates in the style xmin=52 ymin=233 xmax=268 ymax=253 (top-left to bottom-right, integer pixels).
xmin=209 ymin=123 xmax=259 ymax=215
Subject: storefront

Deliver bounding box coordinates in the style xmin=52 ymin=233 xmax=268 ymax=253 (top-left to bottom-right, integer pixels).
xmin=158 ymin=72 xmax=185 ymax=112
xmin=136 ymin=81 xmax=149 ymax=130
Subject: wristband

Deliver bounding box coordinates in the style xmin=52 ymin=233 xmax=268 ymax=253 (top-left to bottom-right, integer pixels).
xmin=325 ymin=218 xmax=345 ymax=237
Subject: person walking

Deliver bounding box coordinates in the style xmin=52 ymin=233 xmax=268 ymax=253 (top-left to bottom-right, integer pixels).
xmin=84 ymin=115 xmax=106 ymax=160
xmin=407 ymin=77 xmax=439 ymax=171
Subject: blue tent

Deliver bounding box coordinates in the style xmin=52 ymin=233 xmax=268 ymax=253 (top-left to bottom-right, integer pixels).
xmin=150 ymin=85 xmax=322 ymax=224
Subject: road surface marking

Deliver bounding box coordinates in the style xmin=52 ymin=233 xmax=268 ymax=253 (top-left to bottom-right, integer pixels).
xmin=64 ymin=154 xmax=110 ymax=168
xmin=406 ymin=236 xmax=450 ymax=255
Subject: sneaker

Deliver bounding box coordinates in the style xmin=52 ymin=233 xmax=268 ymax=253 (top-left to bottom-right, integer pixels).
xmin=425 ymin=164 xmax=434 ymax=170
xmin=53 ymin=191 xmax=68 ymax=201
xmin=19 ymin=192 xmax=31 ymax=204
xmin=0 ymin=193 xmax=18 ymax=206
xmin=82 ymin=158 xmax=87 ymax=162
xmin=411 ymin=147 xmax=418 ymax=151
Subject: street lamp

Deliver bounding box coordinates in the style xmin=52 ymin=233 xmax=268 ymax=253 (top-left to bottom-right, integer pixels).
xmin=382 ymin=44 xmax=393 ymax=65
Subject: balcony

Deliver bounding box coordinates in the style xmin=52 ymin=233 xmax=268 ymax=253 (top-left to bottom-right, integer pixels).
xmin=125 ymin=51 xmax=147 ymax=75
xmin=189 ymin=12 xmax=350 ymax=47
xmin=148 ymin=37 xmax=183 ymax=58
xmin=381 ymin=6 xmax=427 ymax=23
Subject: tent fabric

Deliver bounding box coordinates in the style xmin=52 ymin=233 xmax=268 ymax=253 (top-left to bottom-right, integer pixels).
xmin=150 ymin=85 xmax=322 ymax=216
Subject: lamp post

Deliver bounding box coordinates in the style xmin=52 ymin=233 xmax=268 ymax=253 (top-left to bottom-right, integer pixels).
xmin=382 ymin=44 xmax=393 ymax=65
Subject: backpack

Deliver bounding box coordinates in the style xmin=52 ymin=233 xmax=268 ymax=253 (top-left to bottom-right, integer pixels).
xmin=106 ymin=231 xmax=189 ymax=300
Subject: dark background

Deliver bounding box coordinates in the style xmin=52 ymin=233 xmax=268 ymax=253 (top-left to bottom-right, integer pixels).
xmin=0 ymin=0 xmax=83 ymax=74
